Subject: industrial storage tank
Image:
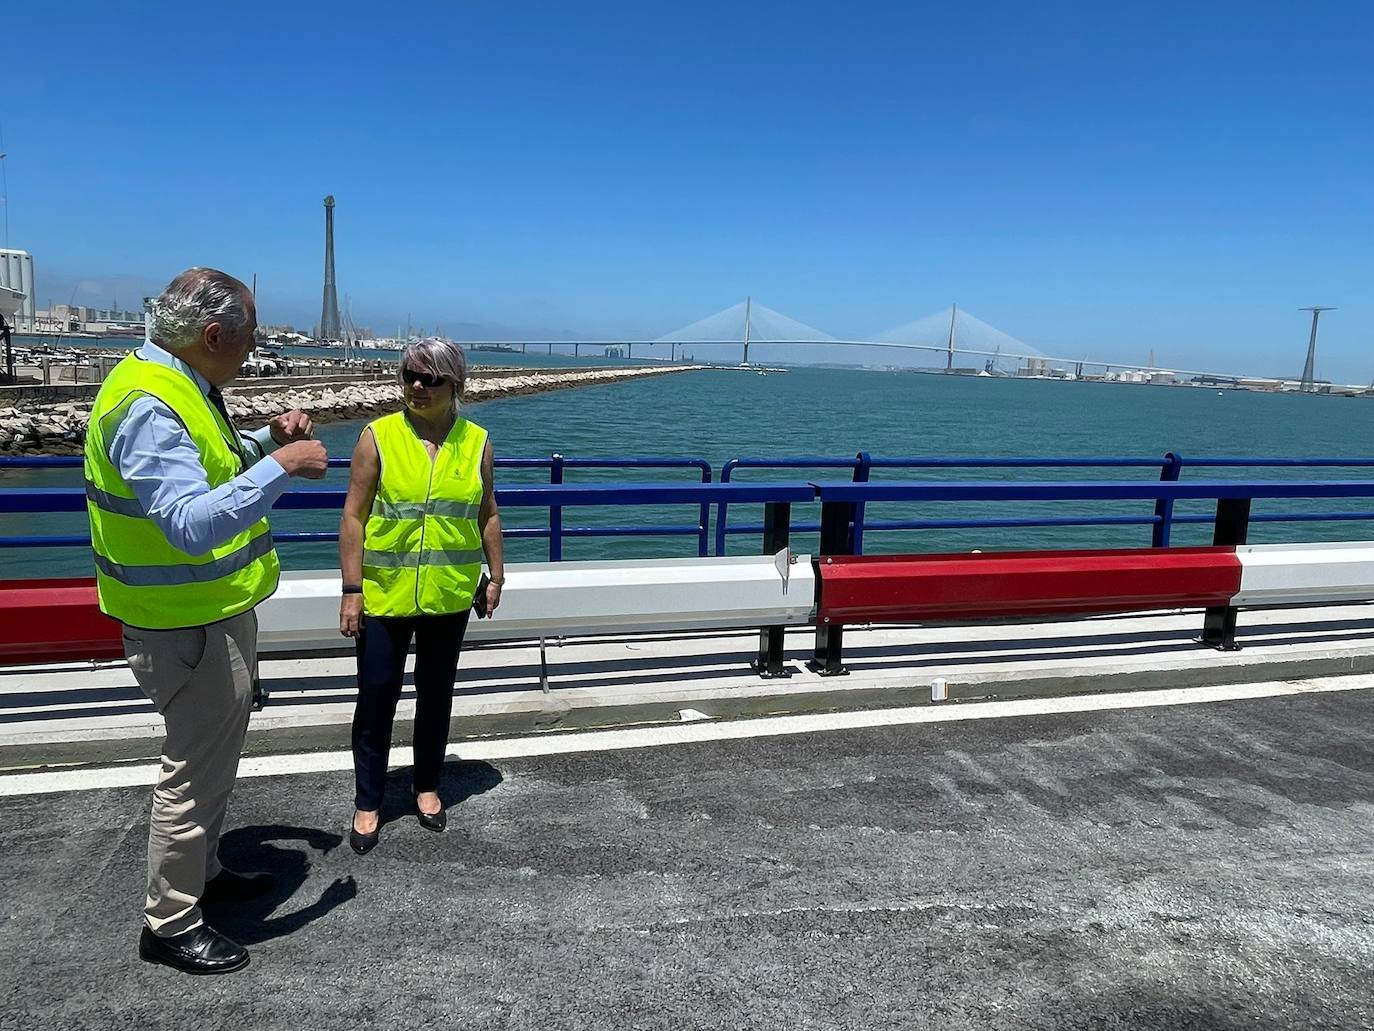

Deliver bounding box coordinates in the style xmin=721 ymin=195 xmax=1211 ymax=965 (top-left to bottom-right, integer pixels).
xmin=0 ymin=250 xmax=34 ymax=330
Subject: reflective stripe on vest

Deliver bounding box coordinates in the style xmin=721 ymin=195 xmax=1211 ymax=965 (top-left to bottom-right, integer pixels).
xmin=369 ymin=498 xmax=482 ymax=522
xmin=85 ymin=480 xmax=148 ymax=518
xmin=362 ymin=410 xmax=486 ymax=617
xmin=83 ymin=352 xmax=280 ymax=630
xmin=362 ymin=546 xmax=484 ymax=568
xmin=94 ymin=531 xmax=276 ymax=586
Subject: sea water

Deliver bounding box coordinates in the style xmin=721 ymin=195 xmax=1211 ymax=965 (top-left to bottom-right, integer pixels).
xmin=3 ymin=367 xmax=1373 ymax=578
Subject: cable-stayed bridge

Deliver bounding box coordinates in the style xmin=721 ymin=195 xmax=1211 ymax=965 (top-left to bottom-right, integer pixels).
xmin=446 ymin=300 xmax=1301 ymax=387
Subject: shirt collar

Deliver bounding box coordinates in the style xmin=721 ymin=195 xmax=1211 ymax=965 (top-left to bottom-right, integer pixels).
xmin=137 ymin=339 xmax=213 ymax=396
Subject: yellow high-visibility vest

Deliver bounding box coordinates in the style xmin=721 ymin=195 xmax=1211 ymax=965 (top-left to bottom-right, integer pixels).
xmin=83 ymin=352 xmax=280 ymax=630
xmin=362 ymin=410 xmax=486 ymax=616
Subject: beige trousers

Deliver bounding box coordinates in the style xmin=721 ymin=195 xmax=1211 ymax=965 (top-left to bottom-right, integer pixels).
xmin=121 ymin=609 xmax=257 ymax=937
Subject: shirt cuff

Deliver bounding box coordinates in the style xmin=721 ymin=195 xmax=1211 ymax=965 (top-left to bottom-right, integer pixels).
xmin=248 ymin=424 xmax=279 ymax=456
xmin=245 ymin=454 xmax=291 ymax=503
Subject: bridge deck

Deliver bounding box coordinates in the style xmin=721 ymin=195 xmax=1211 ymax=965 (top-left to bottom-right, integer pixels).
xmin=0 ymin=682 xmax=1371 ymax=1029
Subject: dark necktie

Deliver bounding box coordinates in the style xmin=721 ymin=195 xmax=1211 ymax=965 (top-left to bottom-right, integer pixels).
xmin=207 ymin=386 xmax=234 ymax=428
xmin=207 ymin=387 xmax=249 ymax=469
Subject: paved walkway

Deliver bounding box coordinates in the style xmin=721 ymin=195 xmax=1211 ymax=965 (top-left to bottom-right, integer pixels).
xmin=1 ymin=684 xmax=1371 ymax=1030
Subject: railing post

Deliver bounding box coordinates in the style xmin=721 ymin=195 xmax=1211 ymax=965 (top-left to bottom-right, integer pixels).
xmin=1200 ymin=496 xmax=1250 ymax=650
xmin=754 ymin=501 xmax=792 ymax=678
xmin=1152 ymin=451 xmax=1182 ymax=547
xmin=808 ymin=498 xmax=855 ymax=676
xmin=715 ymin=461 xmax=736 ymax=556
xmin=697 ymin=463 xmax=711 ymax=558
xmin=851 ymin=451 xmax=872 ymax=555
xmin=549 ymin=452 xmax=564 ymax=562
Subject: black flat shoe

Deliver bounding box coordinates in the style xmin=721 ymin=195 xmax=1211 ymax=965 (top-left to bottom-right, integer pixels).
xmin=416 ymin=805 xmax=447 ymax=832
xmin=139 ymin=924 xmax=250 ymax=975
xmin=202 ymin=868 xmax=274 ymax=905
xmin=350 ymin=819 xmax=380 ymax=855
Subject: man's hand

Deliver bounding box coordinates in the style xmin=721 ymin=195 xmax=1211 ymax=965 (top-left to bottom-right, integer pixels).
xmin=269 ymin=409 xmax=315 ymax=446
xmin=272 ymin=439 xmax=329 ymax=479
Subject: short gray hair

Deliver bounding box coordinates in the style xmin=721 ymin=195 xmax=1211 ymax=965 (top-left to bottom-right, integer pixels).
xmin=398 ymin=337 xmax=467 ymax=395
xmin=149 ymin=267 xmax=251 ymax=353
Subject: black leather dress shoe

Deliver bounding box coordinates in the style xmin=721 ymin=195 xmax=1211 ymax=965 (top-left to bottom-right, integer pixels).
xmin=350 ymin=822 xmax=380 ymax=855
xmin=202 ymin=868 xmax=274 ymax=905
xmin=416 ymin=804 xmax=447 ymax=832
xmin=139 ymin=925 xmax=250 ymax=975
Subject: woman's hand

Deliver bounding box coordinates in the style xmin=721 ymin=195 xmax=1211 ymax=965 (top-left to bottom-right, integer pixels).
xmin=482 ymin=579 xmax=502 ymax=618
xmin=340 ymin=594 xmax=364 ymax=637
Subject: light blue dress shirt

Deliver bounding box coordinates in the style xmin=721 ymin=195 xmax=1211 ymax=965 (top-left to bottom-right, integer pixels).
xmin=106 ymin=342 xmax=290 ymax=556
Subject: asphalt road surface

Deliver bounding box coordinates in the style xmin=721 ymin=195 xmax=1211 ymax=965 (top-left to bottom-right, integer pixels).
xmin=1 ymin=688 xmax=1372 ymax=1030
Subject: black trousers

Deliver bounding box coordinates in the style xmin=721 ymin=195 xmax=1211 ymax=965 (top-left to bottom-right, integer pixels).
xmin=352 ymin=611 xmax=471 ymax=811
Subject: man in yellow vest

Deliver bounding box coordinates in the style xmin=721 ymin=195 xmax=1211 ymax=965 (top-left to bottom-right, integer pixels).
xmin=84 ymin=267 xmax=328 ymax=975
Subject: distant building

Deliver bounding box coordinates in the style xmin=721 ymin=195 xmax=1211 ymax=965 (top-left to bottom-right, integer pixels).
xmin=0 ymin=250 xmax=36 ymax=331
xmin=31 ymin=303 xmax=145 ymax=336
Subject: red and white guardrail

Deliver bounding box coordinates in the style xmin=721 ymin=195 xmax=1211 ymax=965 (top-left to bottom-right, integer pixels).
xmin=2 ymin=542 xmax=1372 ymax=670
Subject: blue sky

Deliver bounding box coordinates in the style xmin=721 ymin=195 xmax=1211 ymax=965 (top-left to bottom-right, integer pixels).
xmin=3 ymin=1 xmax=1371 ymax=378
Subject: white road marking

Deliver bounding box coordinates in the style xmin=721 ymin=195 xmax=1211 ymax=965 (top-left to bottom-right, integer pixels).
xmin=2 ymin=673 xmax=1372 ymax=797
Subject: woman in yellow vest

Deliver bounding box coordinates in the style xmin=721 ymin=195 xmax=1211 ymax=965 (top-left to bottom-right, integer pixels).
xmin=338 ymin=338 xmax=504 ymax=855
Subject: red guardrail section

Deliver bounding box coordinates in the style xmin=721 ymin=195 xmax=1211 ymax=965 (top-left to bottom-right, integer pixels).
xmin=0 ymin=577 xmax=123 ymax=664
xmin=815 ymin=547 xmax=1243 ymax=623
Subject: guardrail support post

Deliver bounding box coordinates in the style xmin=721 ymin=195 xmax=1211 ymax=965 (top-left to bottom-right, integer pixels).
xmin=1152 ymin=451 xmax=1182 ymax=547
xmin=808 ymin=499 xmax=854 ymax=676
xmin=754 ymin=501 xmax=792 ymax=678
xmin=549 ymin=453 xmax=564 ymax=561
xmin=851 ymin=451 xmax=872 ymax=555
xmin=1200 ymin=497 xmax=1250 ymax=650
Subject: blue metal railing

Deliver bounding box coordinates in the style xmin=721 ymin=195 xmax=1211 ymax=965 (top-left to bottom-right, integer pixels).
xmin=0 ymin=454 xmax=715 ymax=561
xmin=715 ymin=453 xmax=1374 ymax=554
xmin=494 ymin=456 xmax=713 ymax=559
xmin=0 ymin=480 xmax=812 ymax=558
xmin=8 ymin=452 xmax=1374 ymax=560
xmin=717 ymin=453 xmax=1179 ymax=554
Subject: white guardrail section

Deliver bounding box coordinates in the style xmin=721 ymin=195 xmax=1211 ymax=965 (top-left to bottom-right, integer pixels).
xmin=1232 ymin=541 xmax=1374 ymax=607
xmin=256 ymin=552 xmax=816 ymax=654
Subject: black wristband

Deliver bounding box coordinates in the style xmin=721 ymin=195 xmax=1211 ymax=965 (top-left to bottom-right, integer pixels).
xmin=341 ymin=584 xmax=363 ymax=595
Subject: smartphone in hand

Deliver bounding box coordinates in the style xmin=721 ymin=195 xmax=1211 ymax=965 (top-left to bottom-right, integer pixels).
xmin=472 ymin=572 xmax=491 ymax=618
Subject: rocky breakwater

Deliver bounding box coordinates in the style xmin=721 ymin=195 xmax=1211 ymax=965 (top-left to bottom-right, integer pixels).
xmin=0 ymin=365 xmax=700 ymax=456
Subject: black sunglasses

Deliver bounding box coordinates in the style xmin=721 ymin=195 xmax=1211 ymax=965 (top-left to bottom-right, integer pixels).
xmin=402 ymin=366 xmax=446 ymax=389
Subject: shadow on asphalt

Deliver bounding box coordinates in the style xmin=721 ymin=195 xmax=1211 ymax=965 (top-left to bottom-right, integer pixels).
xmin=376 ymin=758 xmax=504 ymax=831
xmin=209 ymin=824 xmax=357 ymax=946
xmin=201 ymin=763 xmax=502 ymax=944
